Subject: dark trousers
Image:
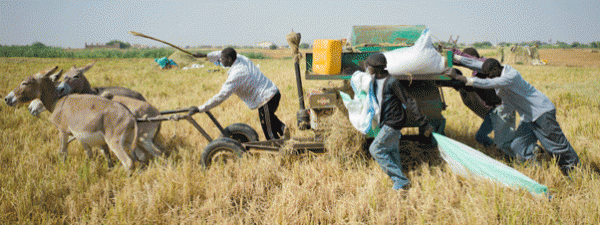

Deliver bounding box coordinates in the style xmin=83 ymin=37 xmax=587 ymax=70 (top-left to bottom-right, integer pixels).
xmin=258 ymin=91 xmax=285 ymax=140
xmin=475 ymin=112 xmax=494 ymax=147
xmin=510 ymin=110 xmax=579 ymax=168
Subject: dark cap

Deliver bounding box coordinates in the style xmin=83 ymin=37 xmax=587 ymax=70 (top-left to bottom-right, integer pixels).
xmin=366 ymin=53 xmax=387 ymax=67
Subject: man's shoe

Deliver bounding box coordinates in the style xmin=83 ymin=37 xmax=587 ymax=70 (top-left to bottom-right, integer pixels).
xmin=560 ymin=164 xmax=575 ymax=180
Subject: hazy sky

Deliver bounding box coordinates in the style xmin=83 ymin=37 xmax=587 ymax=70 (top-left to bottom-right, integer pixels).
xmin=1 ymin=0 xmax=599 ymax=48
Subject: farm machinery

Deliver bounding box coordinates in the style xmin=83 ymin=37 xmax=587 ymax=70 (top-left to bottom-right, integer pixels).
xmin=133 ymin=25 xmax=460 ymax=167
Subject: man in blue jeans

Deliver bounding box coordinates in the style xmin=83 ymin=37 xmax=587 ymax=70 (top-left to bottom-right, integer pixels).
xmin=366 ymin=53 xmax=432 ymax=190
xmin=446 ymin=57 xmax=579 ymax=176
xmin=453 ymin=48 xmax=516 ymax=158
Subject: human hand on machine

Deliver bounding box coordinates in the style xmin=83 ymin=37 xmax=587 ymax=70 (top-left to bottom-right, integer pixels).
xmin=443 ymin=68 xmax=467 ymax=83
xmin=187 ymin=106 xmax=207 ymax=116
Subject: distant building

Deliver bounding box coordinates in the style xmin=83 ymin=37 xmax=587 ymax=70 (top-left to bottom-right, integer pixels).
xmin=256 ymin=41 xmax=275 ymax=49
xmin=85 ymin=42 xmax=120 ymax=49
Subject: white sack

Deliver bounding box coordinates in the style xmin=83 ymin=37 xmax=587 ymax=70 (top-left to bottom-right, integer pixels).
xmin=383 ymin=28 xmax=446 ymax=75
xmin=339 ymin=71 xmax=379 ymax=134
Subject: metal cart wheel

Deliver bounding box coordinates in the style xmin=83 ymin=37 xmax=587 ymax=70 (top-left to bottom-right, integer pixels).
xmin=201 ymin=137 xmax=245 ymax=167
xmin=220 ymin=123 xmax=259 ymax=143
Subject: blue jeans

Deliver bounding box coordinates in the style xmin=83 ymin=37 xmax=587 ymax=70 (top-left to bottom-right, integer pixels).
xmin=369 ymin=125 xmax=410 ymax=190
xmin=428 ymin=117 xmax=446 ymax=135
xmin=490 ymin=105 xmax=516 ymax=158
xmin=475 ymin=112 xmax=494 ymax=147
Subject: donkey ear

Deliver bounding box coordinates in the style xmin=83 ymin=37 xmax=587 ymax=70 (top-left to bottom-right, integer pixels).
xmin=49 ymin=69 xmax=63 ymax=83
xmin=42 ymin=66 xmax=59 ymax=78
xmin=80 ymin=61 xmax=96 ymax=72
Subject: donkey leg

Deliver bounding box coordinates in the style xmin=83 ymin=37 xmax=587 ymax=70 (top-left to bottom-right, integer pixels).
xmin=58 ymin=130 xmax=69 ymax=161
xmin=100 ymin=145 xmax=115 ymax=168
xmin=105 ymin=138 xmax=135 ymax=171
xmin=138 ymin=123 xmax=163 ymax=157
xmin=67 ymin=135 xmax=76 ymax=144
xmin=139 ymin=137 xmax=163 ymax=157
xmin=82 ymin=143 xmax=94 ymax=159
xmin=134 ymin=147 xmax=149 ymax=169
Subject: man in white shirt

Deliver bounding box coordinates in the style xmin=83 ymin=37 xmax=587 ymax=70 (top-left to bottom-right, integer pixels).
xmin=446 ymin=58 xmax=579 ymax=176
xmin=190 ymin=48 xmax=286 ymax=140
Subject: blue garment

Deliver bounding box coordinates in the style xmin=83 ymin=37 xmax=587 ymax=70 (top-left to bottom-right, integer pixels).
xmin=154 ymin=57 xmax=178 ymax=68
xmin=475 ymin=112 xmax=494 ymax=147
xmin=369 ymin=125 xmax=410 ymax=190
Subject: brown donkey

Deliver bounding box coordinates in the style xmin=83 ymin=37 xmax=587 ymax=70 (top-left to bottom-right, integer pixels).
xmin=27 ymin=63 xmax=164 ymax=164
xmin=56 ymin=62 xmax=164 ymax=161
xmin=57 ymin=62 xmax=146 ymax=101
xmin=28 ymin=62 xmax=146 ymax=116
xmin=5 ymin=66 xmax=138 ymax=171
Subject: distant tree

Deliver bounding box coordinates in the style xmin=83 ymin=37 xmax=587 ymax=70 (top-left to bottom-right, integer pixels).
xmin=107 ymin=40 xmax=131 ymax=49
xmin=31 ymin=42 xmax=46 ymax=48
xmin=473 ymin=41 xmax=493 ymax=48
xmin=591 ymin=42 xmax=599 ymax=48
xmin=269 ymin=44 xmax=278 ymax=50
xmin=299 ymin=43 xmax=310 ymax=49
xmin=571 ymin=42 xmax=580 ymax=48
xmin=556 ymin=41 xmax=568 ymax=48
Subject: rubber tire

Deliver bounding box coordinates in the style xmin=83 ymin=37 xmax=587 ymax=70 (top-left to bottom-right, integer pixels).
xmin=220 ymin=123 xmax=259 ymax=143
xmin=201 ymin=137 xmax=245 ymax=167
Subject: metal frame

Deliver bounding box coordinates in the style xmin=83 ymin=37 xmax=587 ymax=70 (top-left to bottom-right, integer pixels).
xmin=136 ymin=108 xmax=326 ymax=154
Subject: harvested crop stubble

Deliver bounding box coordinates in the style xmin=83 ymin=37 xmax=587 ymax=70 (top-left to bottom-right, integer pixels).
xmin=398 ymin=138 xmax=443 ymax=170
xmin=320 ymin=111 xmax=368 ymax=162
xmin=320 ymin=111 xmax=442 ymax=169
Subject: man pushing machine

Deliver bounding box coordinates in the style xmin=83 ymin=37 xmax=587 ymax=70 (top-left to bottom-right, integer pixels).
xmin=190 ymin=48 xmax=287 ymax=140
xmin=445 ymin=55 xmax=579 ymax=177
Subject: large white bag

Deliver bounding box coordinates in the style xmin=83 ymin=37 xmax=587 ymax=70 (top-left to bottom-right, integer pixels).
xmin=383 ymin=28 xmax=446 ymax=75
xmin=339 ymin=71 xmax=379 ymax=134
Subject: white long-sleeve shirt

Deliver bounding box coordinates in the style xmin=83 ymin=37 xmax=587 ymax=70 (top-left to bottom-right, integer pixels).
xmin=466 ymin=65 xmax=555 ymax=122
xmin=198 ymin=52 xmax=278 ymax=111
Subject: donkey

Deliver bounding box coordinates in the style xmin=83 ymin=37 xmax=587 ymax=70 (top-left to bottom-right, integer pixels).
xmin=58 ymin=62 xmax=146 ymax=100
xmin=5 ymin=66 xmax=139 ymax=171
xmin=98 ymin=92 xmax=163 ymax=162
xmin=55 ymin=63 xmax=164 ymax=160
xmin=28 ymin=63 xmax=164 ymax=165
xmin=28 ymin=62 xmax=146 ymax=116
xmin=29 ymin=92 xmax=164 ymax=165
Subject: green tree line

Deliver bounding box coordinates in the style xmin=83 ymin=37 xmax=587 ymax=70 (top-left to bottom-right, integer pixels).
xmin=0 ymin=44 xmax=175 ymax=59
xmin=0 ymin=42 xmax=271 ymax=59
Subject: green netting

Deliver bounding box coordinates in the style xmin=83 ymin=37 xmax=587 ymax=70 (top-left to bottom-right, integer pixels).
xmin=433 ymin=133 xmax=548 ymax=195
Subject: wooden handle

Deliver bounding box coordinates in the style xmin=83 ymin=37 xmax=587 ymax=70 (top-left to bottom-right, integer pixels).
xmin=129 ymin=31 xmax=194 ymax=56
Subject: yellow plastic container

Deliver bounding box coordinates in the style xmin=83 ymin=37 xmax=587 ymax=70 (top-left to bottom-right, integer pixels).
xmin=312 ymin=39 xmax=342 ymax=75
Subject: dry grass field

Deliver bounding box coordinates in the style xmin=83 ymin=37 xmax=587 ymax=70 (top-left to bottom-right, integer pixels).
xmin=1 ymin=48 xmax=599 ymax=224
